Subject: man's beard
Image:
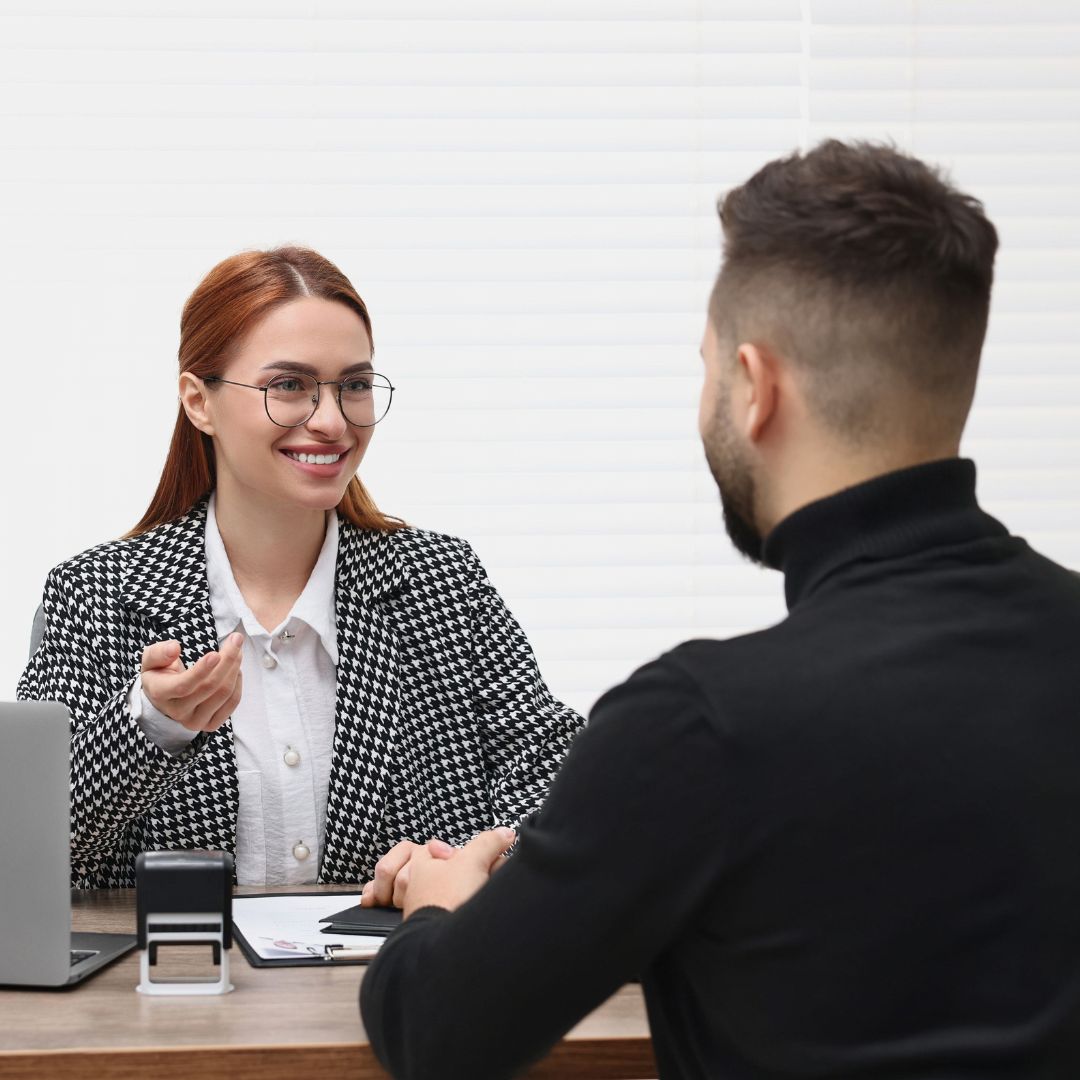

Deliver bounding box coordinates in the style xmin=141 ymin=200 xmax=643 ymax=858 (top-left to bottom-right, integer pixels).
xmin=702 ymin=408 xmax=765 ymax=566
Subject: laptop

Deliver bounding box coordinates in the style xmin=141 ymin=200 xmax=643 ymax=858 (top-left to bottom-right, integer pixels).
xmin=0 ymin=700 xmax=136 ymax=987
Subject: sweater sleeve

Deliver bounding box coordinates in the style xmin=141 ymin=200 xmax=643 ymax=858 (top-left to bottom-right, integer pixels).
xmin=17 ymin=564 xmax=208 ymax=885
xmin=360 ymin=653 xmax=729 ymax=1080
xmin=462 ymin=542 xmax=585 ymax=827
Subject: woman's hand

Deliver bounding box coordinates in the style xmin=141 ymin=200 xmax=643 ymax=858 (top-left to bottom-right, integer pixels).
xmin=361 ymin=838 xmax=458 ymax=908
xmin=140 ymin=632 xmax=244 ymax=733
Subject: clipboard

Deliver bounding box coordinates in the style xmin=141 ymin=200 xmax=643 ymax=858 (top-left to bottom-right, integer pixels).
xmin=231 ymin=892 xmax=384 ymax=967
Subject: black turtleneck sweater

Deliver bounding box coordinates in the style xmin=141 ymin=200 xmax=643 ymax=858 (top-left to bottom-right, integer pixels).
xmin=361 ymin=459 xmax=1080 ymax=1079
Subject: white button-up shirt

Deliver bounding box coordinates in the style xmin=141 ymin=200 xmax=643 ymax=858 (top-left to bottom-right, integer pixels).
xmin=130 ymin=495 xmax=339 ymax=885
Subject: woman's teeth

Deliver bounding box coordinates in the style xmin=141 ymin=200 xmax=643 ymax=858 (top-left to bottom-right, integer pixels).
xmin=285 ymin=451 xmax=342 ymax=465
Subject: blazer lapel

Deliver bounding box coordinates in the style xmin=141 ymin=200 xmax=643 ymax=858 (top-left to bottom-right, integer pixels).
xmin=122 ymin=501 xmax=218 ymax=658
xmin=320 ymin=519 xmax=406 ymax=882
xmin=119 ymin=501 xmax=238 ymax=849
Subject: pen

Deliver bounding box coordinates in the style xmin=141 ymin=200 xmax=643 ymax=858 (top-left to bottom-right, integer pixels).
xmin=325 ymin=944 xmax=378 ymax=960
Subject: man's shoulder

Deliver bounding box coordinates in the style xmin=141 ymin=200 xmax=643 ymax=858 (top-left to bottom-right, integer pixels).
xmin=585 ymin=619 xmax=824 ymax=756
xmin=1011 ymin=540 xmax=1080 ymax=595
xmin=659 ymin=622 xmax=796 ymax=701
xmin=590 ymin=629 xmax=781 ymax=735
xmin=667 ymin=623 xmax=787 ymax=672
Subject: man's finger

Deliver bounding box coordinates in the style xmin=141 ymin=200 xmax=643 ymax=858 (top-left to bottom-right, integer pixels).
xmin=371 ymin=841 xmax=419 ymax=907
xmin=427 ymin=838 xmax=457 ymax=859
xmin=392 ymin=862 xmax=411 ymax=908
xmin=460 ymin=827 xmax=516 ymax=870
xmin=399 ymin=837 xmax=492 ymax=919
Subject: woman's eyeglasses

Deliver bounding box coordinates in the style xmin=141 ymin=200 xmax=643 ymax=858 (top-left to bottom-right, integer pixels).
xmin=203 ymin=371 xmax=394 ymax=429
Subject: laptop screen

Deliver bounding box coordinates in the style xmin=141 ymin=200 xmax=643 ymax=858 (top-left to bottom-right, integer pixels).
xmin=0 ymin=701 xmax=74 ymax=985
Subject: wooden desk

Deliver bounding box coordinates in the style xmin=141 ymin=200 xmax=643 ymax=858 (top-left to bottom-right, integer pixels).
xmin=0 ymin=886 xmax=656 ymax=1080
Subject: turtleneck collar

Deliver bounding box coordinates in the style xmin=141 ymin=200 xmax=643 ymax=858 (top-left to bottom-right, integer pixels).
xmin=761 ymin=458 xmax=1007 ymax=610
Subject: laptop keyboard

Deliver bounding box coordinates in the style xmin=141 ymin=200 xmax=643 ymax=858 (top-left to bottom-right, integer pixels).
xmin=70 ymin=949 xmax=98 ymax=966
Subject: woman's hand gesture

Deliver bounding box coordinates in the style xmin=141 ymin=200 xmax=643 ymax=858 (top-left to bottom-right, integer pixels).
xmin=140 ymin=632 xmax=244 ymax=733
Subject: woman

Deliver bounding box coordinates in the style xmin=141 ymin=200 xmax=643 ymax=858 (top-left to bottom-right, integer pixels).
xmin=18 ymin=246 xmax=583 ymax=890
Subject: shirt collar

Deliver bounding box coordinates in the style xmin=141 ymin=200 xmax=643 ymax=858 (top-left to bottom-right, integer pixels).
xmin=289 ymin=511 xmax=340 ymax=665
xmin=761 ymin=458 xmax=1008 ymax=611
xmin=205 ymin=493 xmax=339 ymax=665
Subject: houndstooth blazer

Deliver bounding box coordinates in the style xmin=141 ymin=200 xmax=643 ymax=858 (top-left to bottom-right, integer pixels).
xmin=18 ymin=501 xmax=584 ymax=888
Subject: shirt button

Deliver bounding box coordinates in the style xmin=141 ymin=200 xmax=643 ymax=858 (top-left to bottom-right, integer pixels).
xmin=292 ymin=842 xmax=310 ymax=861
xmin=283 ymin=747 xmax=301 ymax=767
xmin=261 ymin=654 xmax=276 ymax=669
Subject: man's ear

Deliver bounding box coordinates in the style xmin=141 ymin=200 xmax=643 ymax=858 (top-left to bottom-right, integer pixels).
xmin=735 ymin=342 xmax=780 ymax=444
xmin=179 ymin=373 xmax=215 ymax=436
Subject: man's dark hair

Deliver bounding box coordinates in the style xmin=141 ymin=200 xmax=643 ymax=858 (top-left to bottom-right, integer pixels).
xmin=711 ymin=140 xmax=999 ymax=445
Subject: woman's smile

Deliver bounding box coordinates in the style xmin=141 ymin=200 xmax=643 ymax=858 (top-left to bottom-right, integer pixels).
xmin=279 ymin=442 xmax=353 ymax=478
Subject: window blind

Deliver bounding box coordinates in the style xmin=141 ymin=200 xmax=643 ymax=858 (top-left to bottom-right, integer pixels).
xmin=806 ymin=0 xmax=1080 ymax=580
xmin=1 ymin=1 xmax=1076 ymax=715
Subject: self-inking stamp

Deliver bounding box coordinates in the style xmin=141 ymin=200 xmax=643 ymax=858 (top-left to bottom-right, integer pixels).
xmin=135 ymin=850 xmax=234 ymax=995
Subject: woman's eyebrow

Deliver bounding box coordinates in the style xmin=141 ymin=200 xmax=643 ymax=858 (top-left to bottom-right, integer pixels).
xmin=258 ymin=360 xmax=374 ymax=376
xmin=340 ymin=361 xmax=375 ymax=376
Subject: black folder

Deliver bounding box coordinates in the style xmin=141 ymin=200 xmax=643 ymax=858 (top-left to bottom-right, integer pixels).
xmin=318 ymin=903 xmax=403 ymax=937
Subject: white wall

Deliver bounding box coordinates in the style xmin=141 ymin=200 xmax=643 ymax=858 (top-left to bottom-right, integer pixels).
xmin=2 ymin=1 xmax=1078 ymax=714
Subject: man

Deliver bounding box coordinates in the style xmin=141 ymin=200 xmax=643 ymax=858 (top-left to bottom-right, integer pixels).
xmin=359 ymin=141 xmax=1080 ymax=1078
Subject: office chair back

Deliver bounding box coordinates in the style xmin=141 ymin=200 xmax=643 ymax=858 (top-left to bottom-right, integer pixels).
xmin=29 ymin=605 xmax=46 ymax=660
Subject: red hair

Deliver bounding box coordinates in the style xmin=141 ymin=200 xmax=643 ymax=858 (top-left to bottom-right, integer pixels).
xmin=128 ymin=246 xmax=403 ymax=537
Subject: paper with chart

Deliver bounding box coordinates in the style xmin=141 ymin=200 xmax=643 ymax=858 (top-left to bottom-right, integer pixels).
xmin=232 ymin=893 xmax=385 ymax=960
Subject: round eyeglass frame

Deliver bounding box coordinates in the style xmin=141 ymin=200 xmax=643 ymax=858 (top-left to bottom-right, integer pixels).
xmin=202 ymin=371 xmax=395 ymax=429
